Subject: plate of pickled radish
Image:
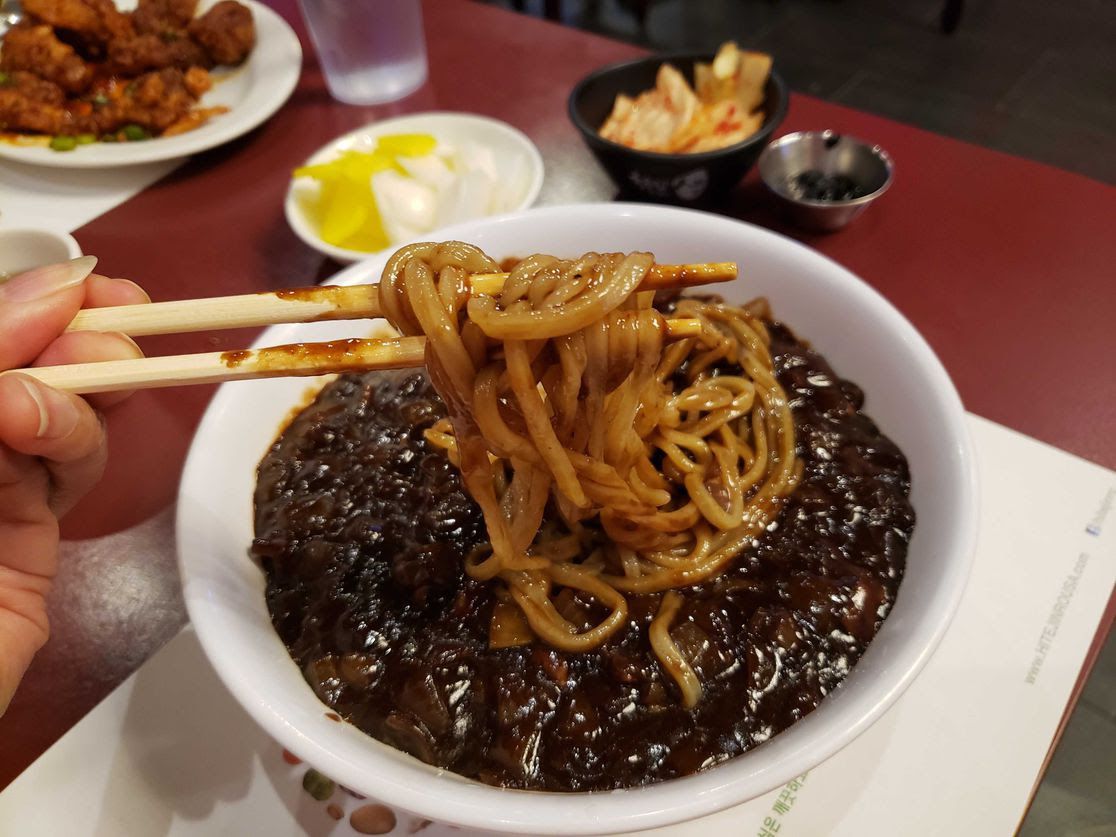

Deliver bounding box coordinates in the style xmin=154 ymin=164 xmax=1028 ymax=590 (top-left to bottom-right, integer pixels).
xmin=284 ymin=112 xmax=544 ymax=263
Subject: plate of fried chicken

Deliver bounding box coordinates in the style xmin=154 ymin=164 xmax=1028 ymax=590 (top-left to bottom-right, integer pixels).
xmin=0 ymin=0 xmax=301 ymax=167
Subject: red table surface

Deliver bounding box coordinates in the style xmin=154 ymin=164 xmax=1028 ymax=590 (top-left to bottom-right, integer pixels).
xmin=1 ymin=0 xmax=1113 ymax=795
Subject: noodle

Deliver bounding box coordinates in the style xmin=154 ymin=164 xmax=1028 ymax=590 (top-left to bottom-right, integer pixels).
xmin=649 ymin=591 xmax=702 ymax=708
xmin=379 ymin=242 xmax=801 ymax=706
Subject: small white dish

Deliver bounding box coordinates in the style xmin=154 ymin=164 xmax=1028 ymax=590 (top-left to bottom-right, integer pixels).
xmin=0 ymin=228 xmax=83 ymax=278
xmin=178 ymin=203 xmax=977 ymax=834
xmin=284 ymin=112 xmax=545 ymax=263
xmin=0 ymin=0 xmax=301 ymax=169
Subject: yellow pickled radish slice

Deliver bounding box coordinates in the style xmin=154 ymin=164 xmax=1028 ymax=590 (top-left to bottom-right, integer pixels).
xmin=319 ymin=176 xmax=369 ymax=246
xmin=344 ymin=191 xmax=391 ymax=252
xmin=375 ymin=133 xmax=437 ymax=156
xmin=341 ymin=149 xmax=403 ymax=177
xmin=292 ymin=161 xmax=341 ymax=181
xmin=293 ymin=149 xmax=402 ymax=182
xmin=292 ymin=134 xmax=440 ymax=252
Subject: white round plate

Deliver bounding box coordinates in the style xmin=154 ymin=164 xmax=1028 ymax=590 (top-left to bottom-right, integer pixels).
xmin=285 ymin=112 xmax=545 ymax=263
xmin=178 ymin=204 xmax=977 ymax=834
xmin=0 ymin=0 xmax=301 ymax=168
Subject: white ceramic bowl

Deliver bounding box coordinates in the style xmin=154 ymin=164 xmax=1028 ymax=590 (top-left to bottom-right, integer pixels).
xmin=0 ymin=228 xmax=83 ymax=277
xmin=178 ymin=204 xmax=977 ymax=834
xmin=284 ymin=112 xmax=545 ymax=263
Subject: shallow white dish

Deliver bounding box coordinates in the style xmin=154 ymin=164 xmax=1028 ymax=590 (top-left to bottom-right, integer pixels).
xmin=284 ymin=112 xmax=545 ymax=263
xmin=0 ymin=0 xmax=301 ymax=169
xmin=0 ymin=228 xmax=82 ymax=276
xmin=178 ymin=204 xmax=977 ymax=835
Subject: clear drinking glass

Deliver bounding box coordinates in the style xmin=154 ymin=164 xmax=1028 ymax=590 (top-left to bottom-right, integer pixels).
xmin=297 ymin=0 xmax=429 ymax=106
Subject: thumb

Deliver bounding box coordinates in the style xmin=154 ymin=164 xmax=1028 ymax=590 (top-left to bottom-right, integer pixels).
xmin=0 ymin=257 xmax=98 ymax=369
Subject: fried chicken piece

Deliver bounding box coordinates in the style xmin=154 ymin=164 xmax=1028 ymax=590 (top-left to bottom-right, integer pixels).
xmin=84 ymin=0 xmax=136 ymax=40
xmin=132 ymin=0 xmax=198 ymax=35
xmin=87 ymin=67 xmax=198 ymax=134
xmin=0 ymin=72 xmax=78 ymax=134
xmin=126 ymin=67 xmax=198 ymax=131
xmin=106 ymin=30 xmax=212 ymax=75
xmin=22 ymin=0 xmax=132 ymax=43
xmin=0 ymin=90 xmax=72 ymax=134
xmin=187 ymin=0 xmax=254 ymax=66
xmin=1 ymin=71 xmax=67 ymax=106
xmin=22 ymin=0 xmax=98 ymax=31
xmin=0 ymin=24 xmax=93 ymax=94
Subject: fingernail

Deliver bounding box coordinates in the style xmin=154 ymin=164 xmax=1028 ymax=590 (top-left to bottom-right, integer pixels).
xmin=13 ymin=375 xmax=81 ymax=440
xmin=109 ymin=331 xmax=144 ymax=357
xmin=112 ymin=277 xmax=152 ymax=304
xmin=0 ymin=256 xmax=98 ymax=303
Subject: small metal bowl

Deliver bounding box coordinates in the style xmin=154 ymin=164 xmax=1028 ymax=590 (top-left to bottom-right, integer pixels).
xmin=758 ymin=130 xmax=893 ymax=232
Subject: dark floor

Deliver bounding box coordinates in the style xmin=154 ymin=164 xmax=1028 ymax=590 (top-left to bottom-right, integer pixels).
xmin=483 ymin=1 xmax=1116 ymax=831
xmin=484 ymin=0 xmax=1116 ymax=184
xmin=1021 ymin=630 xmax=1116 ymax=837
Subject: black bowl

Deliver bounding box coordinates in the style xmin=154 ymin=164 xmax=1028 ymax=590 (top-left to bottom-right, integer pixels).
xmin=568 ymin=52 xmax=789 ymax=205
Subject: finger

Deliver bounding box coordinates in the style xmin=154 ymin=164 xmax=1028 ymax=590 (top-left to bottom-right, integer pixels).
xmin=0 ymin=257 xmax=98 ymax=369
xmin=0 ymin=374 xmax=108 ymax=517
xmin=33 ymin=331 xmax=145 ymax=409
xmin=0 ymin=563 xmax=52 ymax=716
xmin=0 ymin=446 xmax=54 ymax=577
xmin=0 ymin=452 xmax=53 ymax=717
xmin=82 ymin=274 xmax=151 ymax=309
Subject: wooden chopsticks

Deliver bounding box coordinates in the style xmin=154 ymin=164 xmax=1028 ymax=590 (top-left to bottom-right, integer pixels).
xmin=11 ymin=262 xmax=737 ymax=395
xmin=65 ymin=263 xmax=737 ymax=338
xmin=23 ymin=323 xmax=709 ymax=395
xmin=23 ymin=336 xmax=428 ymax=395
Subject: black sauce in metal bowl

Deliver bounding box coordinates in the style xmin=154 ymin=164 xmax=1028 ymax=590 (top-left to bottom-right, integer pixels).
xmin=253 ymin=320 xmax=915 ymax=791
xmin=792 ymin=170 xmax=868 ymax=202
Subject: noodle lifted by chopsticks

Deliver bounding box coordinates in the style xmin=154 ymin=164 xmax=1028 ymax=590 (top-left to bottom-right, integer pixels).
xmin=380 ymin=242 xmax=801 ymax=707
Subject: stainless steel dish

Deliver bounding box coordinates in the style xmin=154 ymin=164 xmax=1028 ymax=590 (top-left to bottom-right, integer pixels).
xmin=758 ymin=130 xmax=893 ymax=232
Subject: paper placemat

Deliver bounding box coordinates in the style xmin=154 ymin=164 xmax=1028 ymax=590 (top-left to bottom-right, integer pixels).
xmin=0 ymin=159 xmax=177 ymax=235
xmin=1 ymin=414 xmax=1112 ymax=836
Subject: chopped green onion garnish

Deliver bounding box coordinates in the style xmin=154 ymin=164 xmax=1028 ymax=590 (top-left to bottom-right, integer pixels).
xmin=122 ymin=124 xmax=150 ymax=141
xmin=49 ymin=135 xmax=78 ymax=152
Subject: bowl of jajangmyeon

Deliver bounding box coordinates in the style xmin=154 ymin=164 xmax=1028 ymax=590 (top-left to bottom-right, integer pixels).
xmin=177 ymin=203 xmax=977 ymax=833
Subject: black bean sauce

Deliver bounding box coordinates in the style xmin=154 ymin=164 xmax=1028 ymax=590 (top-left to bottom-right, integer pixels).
xmin=254 ymin=322 xmax=915 ymax=791
xmin=791 ymin=170 xmax=868 ymax=202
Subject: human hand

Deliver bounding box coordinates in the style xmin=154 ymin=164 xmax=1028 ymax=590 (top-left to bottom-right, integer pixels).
xmin=0 ymin=257 xmax=149 ymax=716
